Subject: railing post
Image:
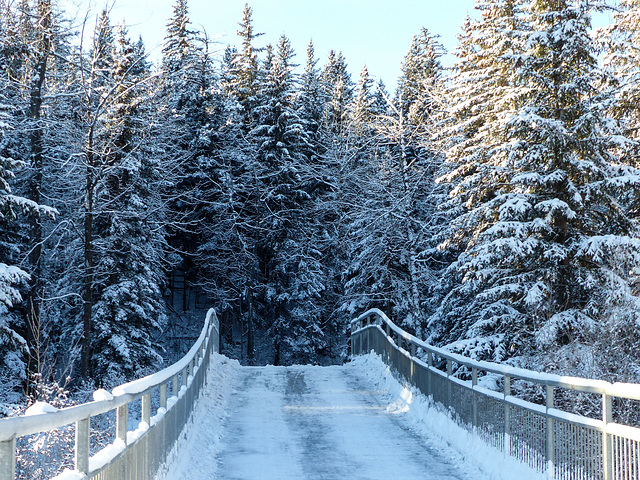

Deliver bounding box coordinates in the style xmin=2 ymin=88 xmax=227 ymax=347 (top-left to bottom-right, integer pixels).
xmin=160 ymin=383 xmax=168 ymax=409
xmin=172 ymin=374 xmax=179 ymax=399
xmin=75 ymin=417 xmax=90 ymax=475
xmin=447 ymin=359 xmax=453 ymax=409
xmin=0 ymin=438 xmax=16 ymax=480
xmin=472 ymin=367 xmax=478 ymax=429
xmin=351 ymin=322 xmax=356 ymax=356
xmin=142 ymin=392 xmax=151 ymax=426
xmin=117 ymin=403 xmax=128 ymax=445
xmin=546 ymin=385 xmax=554 ymax=478
xmin=410 ymin=342 xmax=416 ymax=382
xmin=182 ymin=367 xmax=188 ymax=388
xmin=504 ymin=375 xmax=511 ymax=454
xmin=603 ymin=393 xmax=613 ymax=480
xmin=427 ymin=351 xmax=433 ymax=397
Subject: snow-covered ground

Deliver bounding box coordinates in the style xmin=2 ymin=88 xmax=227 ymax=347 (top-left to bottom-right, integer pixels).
xmin=157 ymin=353 xmax=546 ymax=480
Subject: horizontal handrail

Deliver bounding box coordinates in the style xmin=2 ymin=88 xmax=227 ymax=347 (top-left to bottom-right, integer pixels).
xmin=0 ymin=307 xmax=220 ymax=480
xmin=352 ymin=308 xmax=640 ymax=400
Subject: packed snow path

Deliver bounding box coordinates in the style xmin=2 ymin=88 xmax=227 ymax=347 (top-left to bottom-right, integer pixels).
xmin=160 ymin=356 xmax=523 ymax=480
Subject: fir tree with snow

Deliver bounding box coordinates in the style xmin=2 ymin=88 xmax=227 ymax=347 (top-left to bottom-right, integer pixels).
xmin=435 ymin=0 xmax=640 ymax=376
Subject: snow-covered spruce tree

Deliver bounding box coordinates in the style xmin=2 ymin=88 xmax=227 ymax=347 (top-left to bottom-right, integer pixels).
xmin=396 ymin=27 xmax=446 ymax=127
xmin=348 ymin=65 xmax=375 ymax=134
xmin=342 ymin=31 xmax=447 ymax=336
xmin=436 ymin=0 xmax=640 ymax=376
xmin=252 ymin=35 xmax=329 ymax=364
xmin=228 ymin=3 xmax=263 ymax=127
xmin=90 ymin=24 xmax=166 ymax=386
xmin=296 ymin=40 xmax=347 ymax=360
xmin=322 ymin=50 xmax=353 ymax=133
xmin=0 ymin=0 xmax=75 ymax=403
xmin=0 ymin=34 xmax=55 ymax=411
xmin=299 ymin=40 xmax=324 ymax=138
xmin=195 ymin=97 xmax=261 ymax=355
xmin=604 ymin=0 xmax=640 ymax=167
xmin=430 ymin=0 xmax=528 ymax=360
xmin=161 ymin=0 xmax=208 ymax=132
xmin=158 ymin=0 xmax=217 ymax=302
xmin=0 ymin=90 xmax=31 ymax=412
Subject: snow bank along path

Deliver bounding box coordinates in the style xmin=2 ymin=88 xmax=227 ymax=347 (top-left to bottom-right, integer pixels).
xmin=159 ymin=354 xmax=544 ymax=480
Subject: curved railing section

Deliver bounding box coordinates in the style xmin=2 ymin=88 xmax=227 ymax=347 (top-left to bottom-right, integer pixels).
xmin=0 ymin=308 xmax=220 ymax=480
xmin=351 ymin=308 xmax=640 ymax=480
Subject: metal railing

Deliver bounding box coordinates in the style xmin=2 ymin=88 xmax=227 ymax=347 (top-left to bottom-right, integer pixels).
xmin=351 ymin=308 xmax=640 ymax=480
xmin=0 ymin=308 xmax=220 ymax=480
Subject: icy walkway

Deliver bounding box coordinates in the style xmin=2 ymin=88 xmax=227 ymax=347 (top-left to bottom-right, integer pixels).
xmin=158 ymin=354 xmax=544 ymax=480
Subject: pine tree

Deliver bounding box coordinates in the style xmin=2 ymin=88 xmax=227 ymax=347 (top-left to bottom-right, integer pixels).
xmin=604 ymin=0 xmax=640 ymax=166
xmin=0 ymin=5 xmax=55 ymax=407
xmin=348 ymin=64 xmax=375 ymax=133
xmin=322 ymin=50 xmax=353 ymax=131
xmin=161 ymin=0 xmax=207 ymax=132
xmin=0 ymin=89 xmax=32 ymax=411
xmin=430 ymin=0 xmax=528 ymax=359
xmin=251 ymin=35 xmax=329 ymax=363
xmin=342 ymin=29 xmax=446 ymax=335
xmin=397 ymin=28 xmax=445 ymax=126
xmin=435 ymin=0 xmax=640 ymax=373
xmin=158 ymin=0 xmax=216 ymax=309
xmin=299 ymin=40 xmax=323 ymax=136
xmin=228 ymin=3 xmax=263 ymax=127
xmin=91 ymin=25 xmax=166 ymax=385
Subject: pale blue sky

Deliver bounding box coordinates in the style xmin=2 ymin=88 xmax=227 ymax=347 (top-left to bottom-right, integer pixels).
xmin=64 ymin=0 xmax=612 ymax=92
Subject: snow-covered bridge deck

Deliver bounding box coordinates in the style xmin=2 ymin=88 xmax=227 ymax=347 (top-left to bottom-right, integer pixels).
xmin=162 ymin=360 xmax=502 ymax=480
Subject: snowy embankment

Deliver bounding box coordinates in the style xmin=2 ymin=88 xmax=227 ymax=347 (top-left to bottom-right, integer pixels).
xmin=154 ymin=353 xmax=239 ymax=480
xmin=158 ymin=352 xmax=545 ymax=480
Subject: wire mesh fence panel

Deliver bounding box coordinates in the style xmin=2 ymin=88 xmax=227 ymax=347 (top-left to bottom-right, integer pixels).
xmin=508 ymin=402 xmax=547 ymax=472
xmin=476 ymin=392 xmax=506 ymax=452
xmin=612 ymin=433 xmax=640 ymax=480
xmin=413 ymin=361 xmax=430 ymax=398
xmin=553 ymin=420 xmax=602 ymax=480
xmin=450 ymin=381 xmax=473 ymax=427
xmin=430 ymin=370 xmax=449 ymax=408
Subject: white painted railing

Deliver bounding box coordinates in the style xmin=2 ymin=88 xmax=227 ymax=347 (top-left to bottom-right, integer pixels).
xmin=0 ymin=308 xmax=220 ymax=480
xmin=351 ymin=308 xmax=640 ymax=480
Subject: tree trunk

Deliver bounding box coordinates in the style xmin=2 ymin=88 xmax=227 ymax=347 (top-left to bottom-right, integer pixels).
xmin=81 ymin=144 xmax=95 ymax=379
xmin=247 ymin=287 xmax=255 ymax=363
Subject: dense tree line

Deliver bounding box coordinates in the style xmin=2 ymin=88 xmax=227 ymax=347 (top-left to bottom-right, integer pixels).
xmin=1 ymin=0 xmax=640 ymax=412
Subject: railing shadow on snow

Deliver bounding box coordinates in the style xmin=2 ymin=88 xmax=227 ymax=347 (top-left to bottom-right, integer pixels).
xmin=0 ymin=308 xmax=220 ymax=480
xmin=351 ymin=308 xmax=640 ymax=480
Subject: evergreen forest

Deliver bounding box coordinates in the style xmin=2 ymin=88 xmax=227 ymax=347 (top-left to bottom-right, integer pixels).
xmin=2 ymin=0 xmax=640 ymax=414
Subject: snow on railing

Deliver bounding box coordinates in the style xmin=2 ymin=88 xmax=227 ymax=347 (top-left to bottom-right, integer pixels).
xmin=351 ymin=308 xmax=640 ymax=480
xmin=0 ymin=308 xmax=220 ymax=480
